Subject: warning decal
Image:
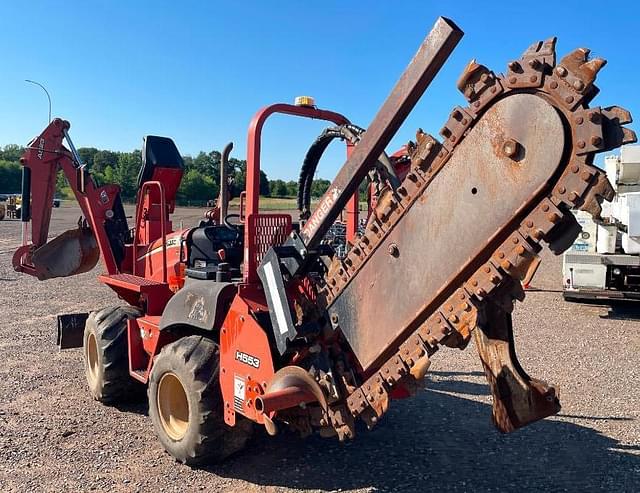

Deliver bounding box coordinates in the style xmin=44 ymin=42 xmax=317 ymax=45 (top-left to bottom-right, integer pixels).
xmin=233 ymin=375 xmax=245 ymax=413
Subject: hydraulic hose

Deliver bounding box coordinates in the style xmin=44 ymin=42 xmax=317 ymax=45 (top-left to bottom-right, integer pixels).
xmin=297 ymin=127 xmax=348 ymax=217
xmin=297 ymin=125 xmax=399 ymax=220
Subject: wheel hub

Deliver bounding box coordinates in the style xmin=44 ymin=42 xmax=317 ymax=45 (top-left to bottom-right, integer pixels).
xmin=86 ymin=332 xmax=99 ymax=386
xmin=157 ymin=372 xmax=190 ymax=440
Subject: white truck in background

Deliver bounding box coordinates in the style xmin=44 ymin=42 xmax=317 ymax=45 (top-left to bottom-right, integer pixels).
xmin=563 ymin=145 xmax=640 ymax=301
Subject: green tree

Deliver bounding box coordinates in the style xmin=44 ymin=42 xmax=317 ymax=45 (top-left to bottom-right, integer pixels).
xmin=228 ymin=158 xmax=246 ymax=197
xmin=0 ymin=161 xmax=22 ymax=192
xmin=0 ymin=141 xmax=278 ymax=204
xmin=225 ymin=158 xmax=245 ymax=197
xmin=93 ymin=150 xmax=119 ymax=174
xmin=259 ymin=170 xmax=270 ymax=196
xmin=56 ymin=168 xmax=71 ymax=198
xmin=359 ymin=178 xmax=370 ymax=202
xmin=113 ymin=151 xmax=141 ymax=198
xmin=182 ymin=155 xmax=194 ymax=171
xmin=285 ymin=181 xmax=297 ymax=197
xmin=269 ymin=179 xmax=288 ymax=197
xmin=311 ymin=178 xmax=331 ymax=198
xmin=78 ymin=147 xmax=99 ymax=168
xmin=192 ymin=151 xmax=221 ymax=178
xmin=0 ymin=144 xmax=24 ymax=162
xmin=103 ymin=165 xmax=116 ymax=185
xmin=178 ymin=169 xmax=217 ymax=205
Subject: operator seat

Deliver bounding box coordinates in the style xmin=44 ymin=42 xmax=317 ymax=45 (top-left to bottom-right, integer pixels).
xmin=137 ymin=136 xmax=184 ymax=187
xmin=137 ymin=136 xmax=184 ymax=202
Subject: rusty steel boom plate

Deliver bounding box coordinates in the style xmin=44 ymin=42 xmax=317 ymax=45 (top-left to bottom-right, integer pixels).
xmin=300 ymin=16 xmax=463 ymax=249
xmin=329 ymin=93 xmax=565 ymax=370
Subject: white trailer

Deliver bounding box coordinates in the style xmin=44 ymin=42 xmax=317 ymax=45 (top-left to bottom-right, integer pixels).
xmin=563 ymin=145 xmax=640 ymax=301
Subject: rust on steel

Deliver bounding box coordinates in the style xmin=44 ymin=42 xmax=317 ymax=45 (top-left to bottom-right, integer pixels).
xmin=321 ymin=36 xmax=635 ymax=434
xmin=255 ymin=386 xmax=317 ymax=415
xmin=30 ymin=224 xmax=99 ymax=279
xmin=329 ymin=93 xmax=565 ymax=370
xmin=300 ymin=17 xmax=463 ymax=249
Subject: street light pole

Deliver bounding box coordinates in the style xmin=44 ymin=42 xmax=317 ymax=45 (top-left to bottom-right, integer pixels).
xmin=25 ymin=79 xmax=52 ymax=123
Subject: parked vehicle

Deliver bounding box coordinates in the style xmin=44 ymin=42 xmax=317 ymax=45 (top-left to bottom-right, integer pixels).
xmin=564 ymin=145 xmax=640 ymax=301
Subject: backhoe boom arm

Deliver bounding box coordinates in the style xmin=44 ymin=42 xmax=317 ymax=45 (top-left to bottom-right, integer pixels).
xmin=13 ymin=119 xmax=123 ymax=279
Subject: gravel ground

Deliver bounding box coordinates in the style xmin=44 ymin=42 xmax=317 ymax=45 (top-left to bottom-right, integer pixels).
xmin=0 ymin=204 xmax=638 ymax=492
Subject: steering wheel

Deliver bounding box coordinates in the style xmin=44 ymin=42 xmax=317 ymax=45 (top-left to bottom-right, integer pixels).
xmin=223 ymin=213 xmax=241 ymax=232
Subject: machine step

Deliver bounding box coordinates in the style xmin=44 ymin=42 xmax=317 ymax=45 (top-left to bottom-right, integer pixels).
xmin=98 ymin=273 xmax=168 ymax=294
xmin=128 ymin=315 xmax=163 ymax=383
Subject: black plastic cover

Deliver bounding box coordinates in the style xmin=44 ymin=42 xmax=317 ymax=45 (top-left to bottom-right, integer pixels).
xmin=57 ymin=313 xmax=89 ymax=350
xmin=137 ymin=135 xmax=184 ymax=188
xmin=159 ymin=278 xmax=235 ymax=332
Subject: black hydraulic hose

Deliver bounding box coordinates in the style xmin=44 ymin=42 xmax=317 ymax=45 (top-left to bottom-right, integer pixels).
xmin=297 ymin=127 xmax=345 ymax=215
xmin=297 ymin=124 xmax=399 ymax=218
xmin=21 ymin=167 xmax=31 ymax=222
xmin=298 ymin=125 xmax=365 ymax=216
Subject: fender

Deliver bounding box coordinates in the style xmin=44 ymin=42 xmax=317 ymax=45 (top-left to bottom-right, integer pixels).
xmin=159 ymin=278 xmax=236 ymax=332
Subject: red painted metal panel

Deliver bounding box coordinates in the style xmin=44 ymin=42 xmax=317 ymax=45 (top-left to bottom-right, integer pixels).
xmin=219 ymin=295 xmax=276 ymax=426
xmin=243 ymin=103 xmax=350 ymax=283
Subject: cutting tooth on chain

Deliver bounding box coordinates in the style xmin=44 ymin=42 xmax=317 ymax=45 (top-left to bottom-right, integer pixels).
xmin=522 ymin=36 xmax=557 ymax=66
xmin=559 ymin=47 xmax=606 ymax=88
xmin=579 ymin=167 xmax=616 ymax=220
xmin=601 ymin=106 xmax=637 ymax=150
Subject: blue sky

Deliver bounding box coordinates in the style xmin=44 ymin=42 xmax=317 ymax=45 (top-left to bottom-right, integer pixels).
xmin=1 ymin=1 xmax=638 ymax=180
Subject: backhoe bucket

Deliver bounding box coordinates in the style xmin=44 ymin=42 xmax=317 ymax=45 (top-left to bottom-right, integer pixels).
xmin=30 ymin=225 xmax=99 ymax=280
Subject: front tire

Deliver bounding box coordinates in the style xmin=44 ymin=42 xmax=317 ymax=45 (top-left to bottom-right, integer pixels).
xmin=83 ymin=305 xmax=141 ymax=403
xmin=148 ymin=335 xmax=252 ymax=465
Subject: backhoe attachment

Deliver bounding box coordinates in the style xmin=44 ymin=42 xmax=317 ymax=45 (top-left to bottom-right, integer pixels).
xmin=13 ymin=119 xmax=120 ymax=280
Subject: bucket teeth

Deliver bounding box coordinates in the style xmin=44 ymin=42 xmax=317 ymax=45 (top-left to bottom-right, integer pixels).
xmin=583 ymin=57 xmax=607 ymax=77
xmin=603 ymin=105 xmax=633 ymax=125
xmin=572 ymin=46 xmax=591 ymax=62
xmin=456 ymin=59 xmax=494 ymax=101
xmin=474 ymin=301 xmax=560 ymax=432
xmin=457 ymin=59 xmax=478 ymax=95
xmin=622 ymin=127 xmax=638 ymax=145
xmin=540 ymin=36 xmax=557 ymax=60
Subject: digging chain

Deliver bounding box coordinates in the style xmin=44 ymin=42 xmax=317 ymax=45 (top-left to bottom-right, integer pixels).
xmin=320 ymin=38 xmax=635 ymax=429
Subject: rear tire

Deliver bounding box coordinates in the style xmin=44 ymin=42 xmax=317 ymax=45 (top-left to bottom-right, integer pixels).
xmin=83 ymin=305 xmax=141 ymax=403
xmin=148 ymin=335 xmax=252 ymax=465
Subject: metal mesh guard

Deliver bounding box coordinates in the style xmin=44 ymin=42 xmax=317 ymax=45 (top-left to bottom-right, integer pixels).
xmin=247 ymin=214 xmax=292 ymax=274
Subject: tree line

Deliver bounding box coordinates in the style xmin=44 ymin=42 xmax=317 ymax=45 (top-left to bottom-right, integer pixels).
xmin=0 ymin=144 xmax=331 ymax=206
